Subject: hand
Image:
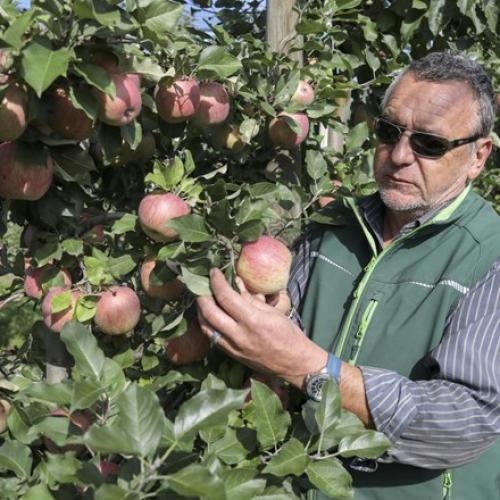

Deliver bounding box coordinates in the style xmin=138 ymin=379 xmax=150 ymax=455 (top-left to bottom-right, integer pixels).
xmin=196 ymin=268 xmax=327 ymax=389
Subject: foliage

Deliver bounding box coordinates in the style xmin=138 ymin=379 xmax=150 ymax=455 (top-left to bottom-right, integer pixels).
xmin=0 ymin=0 xmax=498 ymax=498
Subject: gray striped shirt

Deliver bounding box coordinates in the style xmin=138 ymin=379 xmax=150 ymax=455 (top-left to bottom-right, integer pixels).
xmin=288 ymin=195 xmax=500 ymax=469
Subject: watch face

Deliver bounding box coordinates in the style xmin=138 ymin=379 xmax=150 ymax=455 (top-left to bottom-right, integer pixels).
xmin=306 ymin=373 xmax=331 ymax=402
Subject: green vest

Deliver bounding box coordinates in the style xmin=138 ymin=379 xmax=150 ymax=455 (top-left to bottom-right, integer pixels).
xmin=301 ymin=188 xmax=500 ymax=500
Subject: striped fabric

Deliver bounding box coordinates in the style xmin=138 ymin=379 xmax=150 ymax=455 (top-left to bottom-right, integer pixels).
xmin=288 ymin=195 xmax=500 ymax=468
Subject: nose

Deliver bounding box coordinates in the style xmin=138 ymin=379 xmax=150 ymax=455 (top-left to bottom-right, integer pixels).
xmin=390 ymin=131 xmax=416 ymax=166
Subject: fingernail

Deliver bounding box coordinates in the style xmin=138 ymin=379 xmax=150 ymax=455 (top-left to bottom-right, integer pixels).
xmin=209 ymin=268 xmax=216 ymax=277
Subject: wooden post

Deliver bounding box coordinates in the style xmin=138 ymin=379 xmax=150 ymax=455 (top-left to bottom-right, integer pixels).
xmin=266 ymin=0 xmax=301 ymax=63
xmin=266 ymin=0 xmax=302 ymax=190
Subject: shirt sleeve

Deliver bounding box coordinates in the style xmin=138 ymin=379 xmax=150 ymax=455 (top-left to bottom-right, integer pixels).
xmin=359 ymin=259 xmax=500 ymax=469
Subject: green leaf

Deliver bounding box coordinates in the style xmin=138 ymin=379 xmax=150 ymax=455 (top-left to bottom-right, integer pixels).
xmin=166 ymin=463 xmax=225 ymax=499
xmin=174 ymin=388 xmax=247 ymax=441
xmin=112 ymin=214 xmax=138 ymax=234
xmin=296 ymin=19 xmax=326 ymax=34
xmin=209 ymin=427 xmax=252 ymax=465
xmin=94 ymin=484 xmax=140 ymax=500
xmin=223 ymin=468 xmax=266 ymax=500
xmin=75 ymin=295 xmax=98 ymax=323
xmin=73 ymin=63 xmax=115 ymax=95
xmin=108 ymin=254 xmax=137 ymax=278
xmin=331 ymin=410 xmax=365 ymax=441
xmin=60 ymin=322 xmax=106 ymax=381
xmin=315 ymin=380 xmax=342 ymax=451
xmin=305 ymin=150 xmax=328 ymax=181
xmin=263 ymin=438 xmax=310 ymax=476
xmin=250 ymin=380 xmax=291 ymax=450
xmin=74 ymin=0 xmax=138 ymax=31
xmin=24 ymin=382 xmax=73 ymax=406
xmin=0 ymin=440 xmax=32 ymax=479
xmin=180 ymin=267 xmax=212 ymax=296
xmin=426 ymin=0 xmax=447 ymax=36
xmin=21 ymin=40 xmax=74 ymax=97
xmin=142 ymin=0 xmax=184 ymax=36
xmin=60 ymin=239 xmax=84 ymax=257
xmin=2 ymin=10 xmax=34 ymax=50
xmin=21 ymin=484 xmax=55 ymax=500
xmin=164 ymin=157 xmax=185 ymax=186
xmin=50 ymin=290 xmax=72 ymax=314
xmin=337 ymin=430 xmax=391 ymax=459
xmin=345 ymin=122 xmax=369 ymax=152
xmin=306 ymin=458 xmax=353 ymax=500
xmin=71 ymin=379 xmax=103 ymax=411
xmin=167 ymin=214 xmax=212 ymax=243
xmin=85 ymin=383 xmax=164 ymax=456
xmin=38 ymin=451 xmax=82 ymax=485
xmin=237 ymin=220 xmax=266 ymax=242
xmin=198 ymin=46 xmax=242 ymax=78
xmin=53 ymin=146 xmax=97 ymax=186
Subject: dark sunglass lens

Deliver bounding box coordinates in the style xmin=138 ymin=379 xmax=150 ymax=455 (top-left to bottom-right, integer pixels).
xmin=411 ymin=133 xmax=448 ymax=157
xmin=375 ymin=120 xmax=401 ymax=144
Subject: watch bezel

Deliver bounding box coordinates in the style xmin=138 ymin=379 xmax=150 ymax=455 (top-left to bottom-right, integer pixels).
xmin=306 ymin=372 xmax=331 ymax=402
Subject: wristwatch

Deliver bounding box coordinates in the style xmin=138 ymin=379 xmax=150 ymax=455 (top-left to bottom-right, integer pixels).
xmin=305 ymin=353 xmax=341 ymax=402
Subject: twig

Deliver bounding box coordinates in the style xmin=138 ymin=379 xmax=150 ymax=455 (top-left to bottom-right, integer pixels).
xmin=0 ymin=292 xmax=24 ymax=310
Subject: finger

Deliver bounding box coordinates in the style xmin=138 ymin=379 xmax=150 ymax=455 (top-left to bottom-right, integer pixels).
xmin=196 ymin=293 xmax=240 ymax=339
xmin=209 ymin=268 xmax=262 ymax=322
xmin=266 ymin=290 xmax=292 ymax=314
xmin=236 ymin=276 xmax=266 ymax=304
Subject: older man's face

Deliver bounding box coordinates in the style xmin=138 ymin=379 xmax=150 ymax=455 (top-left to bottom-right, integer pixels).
xmin=373 ymin=73 xmax=484 ymax=214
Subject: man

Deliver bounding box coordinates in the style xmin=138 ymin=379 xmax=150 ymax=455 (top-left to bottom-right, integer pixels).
xmin=197 ymin=51 xmax=500 ymax=499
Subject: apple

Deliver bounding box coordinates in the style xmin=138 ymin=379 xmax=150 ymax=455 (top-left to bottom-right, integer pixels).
xmin=46 ymin=83 xmax=93 ymax=140
xmin=98 ymin=461 xmax=121 ymax=479
xmin=193 ymin=82 xmax=230 ymax=126
xmin=0 ymin=399 xmax=11 ymax=433
xmin=0 ymin=79 xmax=28 ymax=142
xmin=94 ymin=286 xmax=141 ymax=335
xmin=211 ymin=123 xmax=245 ymax=153
xmin=496 ymin=94 xmax=500 ymax=110
xmin=165 ymin=320 xmax=211 ymax=365
xmin=24 ymin=264 xmax=72 ymax=299
xmin=41 ymin=287 xmax=80 ymax=333
xmin=140 ymin=257 xmax=185 ymax=300
xmin=0 ymin=141 xmax=54 ymax=201
xmin=236 ymin=235 xmax=292 ymax=295
xmin=138 ymin=192 xmax=190 ymax=242
xmin=94 ymin=73 xmax=142 ymax=126
xmin=291 ymin=80 xmax=315 ymax=106
xmin=155 ymin=76 xmax=200 ymax=123
xmin=268 ymin=112 xmax=309 ymax=149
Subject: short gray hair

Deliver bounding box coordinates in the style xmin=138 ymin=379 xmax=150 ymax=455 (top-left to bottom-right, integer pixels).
xmin=381 ymin=51 xmax=495 ymax=137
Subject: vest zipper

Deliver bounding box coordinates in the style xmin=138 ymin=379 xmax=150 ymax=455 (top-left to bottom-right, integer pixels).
xmin=349 ymin=299 xmax=378 ymax=364
xmin=442 ymin=470 xmax=453 ymax=499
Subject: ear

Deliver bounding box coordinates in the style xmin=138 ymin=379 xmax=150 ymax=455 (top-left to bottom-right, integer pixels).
xmin=468 ymin=137 xmax=492 ymax=181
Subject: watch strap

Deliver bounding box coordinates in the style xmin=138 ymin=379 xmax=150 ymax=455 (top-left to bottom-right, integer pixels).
xmin=326 ymin=352 xmax=342 ymax=383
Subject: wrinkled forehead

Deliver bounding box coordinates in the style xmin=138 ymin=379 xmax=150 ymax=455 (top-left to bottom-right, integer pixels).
xmin=384 ymin=74 xmax=479 ymax=137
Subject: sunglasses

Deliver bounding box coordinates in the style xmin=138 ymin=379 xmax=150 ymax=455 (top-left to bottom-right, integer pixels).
xmin=374 ymin=117 xmax=481 ymax=159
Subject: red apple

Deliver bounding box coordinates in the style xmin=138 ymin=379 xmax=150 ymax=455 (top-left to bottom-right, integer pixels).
xmin=165 ymin=320 xmax=211 ymax=365
xmin=496 ymin=94 xmax=500 ymax=110
xmin=46 ymin=83 xmax=93 ymax=140
xmin=41 ymin=287 xmax=80 ymax=333
xmin=138 ymin=192 xmax=190 ymax=242
xmin=0 ymin=79 xmax=28 ymax=142
xmin=24 ymin=265 xmax=72 ymax=299
xmin=94 ymin=286 xmax=141 ymax=335
xmin=140 ymin=257 xmax=185 ymax=300
xmin=94 ymin=73 xmax=142 ymax=126
xmin=268 ymin=112 xmax=309 ymax=149
xmin=236 ymin=235 xmax=292 ymax=295
xmin=98 ymin=461 xmax=121 ymax=479
xmin=291 ymin=80 xmax=315 ymax=106
xmin=155 ymin=76 xmax=200 ymax=123
xmin=193 ymin=82 xmax=230 ymax=126
xmin=0 ymin=142 xmax=54 ymax=200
